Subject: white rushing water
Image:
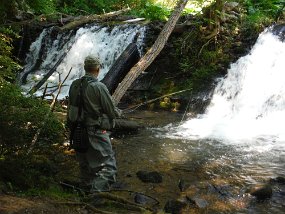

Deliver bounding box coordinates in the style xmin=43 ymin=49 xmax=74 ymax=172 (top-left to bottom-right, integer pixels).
xmin=168 ymin=29 xmax=285 ymax=148
xmin=21 ymin=24 xmax=146 ymax=99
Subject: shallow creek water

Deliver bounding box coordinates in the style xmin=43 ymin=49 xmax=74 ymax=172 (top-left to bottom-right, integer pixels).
xmin=113 ymin=110 xmax=285 ymax=213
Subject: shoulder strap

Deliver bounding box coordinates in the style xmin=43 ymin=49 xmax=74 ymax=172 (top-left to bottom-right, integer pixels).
xmin=76 ymin=78 xmax=85 ymax=122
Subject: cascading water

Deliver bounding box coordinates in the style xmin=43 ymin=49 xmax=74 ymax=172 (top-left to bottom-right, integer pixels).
xmin=167 ymin=28 xmax=285 ymax=149
xmin=20 ymin=24 xmax=146 ymax=99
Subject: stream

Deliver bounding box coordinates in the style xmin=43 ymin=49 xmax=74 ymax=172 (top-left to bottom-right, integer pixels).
xmin=115 ymin=110 xmax=285 ymax=213
xmin=21 ymin=23 xmax=285 ymax=213
xmin=115 ymin=28 xmax=285 ymax=213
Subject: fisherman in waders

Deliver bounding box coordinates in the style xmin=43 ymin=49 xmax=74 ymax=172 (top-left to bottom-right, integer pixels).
xmin=67 ymin=56 xmax=121 ymax=192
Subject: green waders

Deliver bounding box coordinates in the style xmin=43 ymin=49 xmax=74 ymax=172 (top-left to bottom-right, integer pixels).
xmin=76 ymin=126 xmax=117 ymax=192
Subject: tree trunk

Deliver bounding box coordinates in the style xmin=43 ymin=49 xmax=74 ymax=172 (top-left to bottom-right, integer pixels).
xmin=59 ymin=7 xmax=131 ymax=31
xmin=112 ymin=0 xmax=189 ymax=104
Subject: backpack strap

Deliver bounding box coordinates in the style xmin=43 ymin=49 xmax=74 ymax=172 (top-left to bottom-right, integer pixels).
xmin=78 ymin=78 xmax=85 ymax=121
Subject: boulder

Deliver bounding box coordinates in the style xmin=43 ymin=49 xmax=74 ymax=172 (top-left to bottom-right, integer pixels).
xmin=164 ymin=199 xmax=187 ymax=214
xmin=134 ymin=193 xmax=150 ymax=205
xmin=250 ymin=184 xmax=273 ymax=200
xmin=270 ymin=176 xmax=285 ymax=184
xmin=186 ymin=196 xmax=209 ymax=208
xmin=136 ymin=170 xmax=163 ymax=183
xmin=224 ymin=2 xmax=239 ymax=12
xmin=272 ymin=23 xmax=285 ymax=41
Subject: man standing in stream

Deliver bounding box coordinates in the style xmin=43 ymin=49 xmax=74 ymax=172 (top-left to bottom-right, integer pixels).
xmin=67 ymin=56 xmax=122 ymax=192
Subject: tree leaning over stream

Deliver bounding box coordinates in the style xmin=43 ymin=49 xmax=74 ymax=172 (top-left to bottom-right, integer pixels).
xmin=112 ymin=0 xmax=189 ymax=104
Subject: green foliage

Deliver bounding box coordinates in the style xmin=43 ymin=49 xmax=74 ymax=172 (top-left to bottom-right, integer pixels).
xmin=132 ymin=1 xmax=171 ymax=20
xmin=190 ymin=66 xmax=218 ymax=90
xmin=0 ymin=153 xmax=56 ymax=189
xmin=56 ymin=0 xmax=171 ymax=20
xmin=58 ymin=0 xmax=101 ymax=15
xmin=245 ymin=0 xmax=283 ymax=16
xmin=0 ymin=27 xmax=64 ymax=188
xmin=243 ymin=0 xmax=285 ymax=25
xmin=26 ymin=0 xmax=56 ymax=14
xmin=0 ymin=1 xmax=17 ymax=22
xmin=0 ymin=83 xmax=64 ymax=157
xmin=0 ymin=28 xmax=63 ymax=158
xmin=0 ymin=0 xmax=57 ymax=17
xmin=0 ymin=27 xmax=21 ymax=83
xmin=0 ymin=13 xmax=66 ymax=193
xmin=23 ymin=185 xmax=78 ymax=199
xmin=56 ymin=0 xmax=127 ymax=15
xmin=0 ymin=83 xmax=65 ymax=190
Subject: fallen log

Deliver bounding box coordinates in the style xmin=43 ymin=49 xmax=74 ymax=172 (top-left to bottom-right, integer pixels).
xmin=113 ymin=118 xmax=142 ymax=134
xmin=59 ymin=7 xmax=131 ymax=31
xmin=112 ymin=0 xmax=189 ymax=104
xmin=102 ymin=35 xmax=140 ymax=94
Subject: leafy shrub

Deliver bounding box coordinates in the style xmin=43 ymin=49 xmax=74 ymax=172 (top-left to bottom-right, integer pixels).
xmin=57 ymin=0 xmax=124 ymax=15
xmin=0 ymin=82 xmax=65 ymax=189
xmin=0 ymin=153 xmax=57 ymax=189
xmin=243 ymin=0 xmax=284 ymax=26
xmin=0 ymin=83 xmax=64 ymax=156
xmin=132 ymin=1 xmax=171 ymax=20
xmin=56 ymin=0 xmax=172 ymax=20
xmin=0 ymin=27 xmax=21 ymax=83
xmin=26 ymin=0 xmax=56 ymax=14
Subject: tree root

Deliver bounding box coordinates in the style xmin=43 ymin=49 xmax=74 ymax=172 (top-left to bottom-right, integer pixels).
xmin=198 ymin=37 xmax=215 ymax=58
xmin=53 ymin=201 xmax=113 ymax=214
xmin=88 ymin=192 xmax=154 ymax=213
xmin=53 ymin=192 xmax=155 ymax=213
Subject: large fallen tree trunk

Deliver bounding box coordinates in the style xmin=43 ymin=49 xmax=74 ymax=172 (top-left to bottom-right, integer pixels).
xmin=59 ymin=7 xmax=131 ymax=31
xmin=102 ymin=35 xmax=140 ymax=94
xmin=112 ymin=0 xmax=189 ymax=104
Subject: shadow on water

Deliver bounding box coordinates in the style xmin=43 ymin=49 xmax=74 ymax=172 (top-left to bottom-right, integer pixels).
xmin=114 ymin=110 xmax=285 ymax=213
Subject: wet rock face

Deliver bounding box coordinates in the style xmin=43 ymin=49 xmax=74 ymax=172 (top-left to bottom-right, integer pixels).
xmin=272 ymin=23 xmax=285 ymax=41
xmin=136 ymin=170 xmax=163 ymax=183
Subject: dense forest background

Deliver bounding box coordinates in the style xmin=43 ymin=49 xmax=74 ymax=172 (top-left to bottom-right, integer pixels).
xmin=0 ymin=0 xmax=284 ymax=199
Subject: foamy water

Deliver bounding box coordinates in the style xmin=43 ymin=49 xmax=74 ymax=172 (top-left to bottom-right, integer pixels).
xmin=167 ymin=29 xmax=285 ymax=149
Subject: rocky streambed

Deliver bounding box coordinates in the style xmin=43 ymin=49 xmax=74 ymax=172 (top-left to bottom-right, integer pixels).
xmin=111 ymin=110 xmax=285 ymax=213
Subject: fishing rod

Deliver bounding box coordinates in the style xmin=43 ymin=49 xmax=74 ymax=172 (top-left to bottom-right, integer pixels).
xmin=122 ymin=88 xmax=192 ymax=114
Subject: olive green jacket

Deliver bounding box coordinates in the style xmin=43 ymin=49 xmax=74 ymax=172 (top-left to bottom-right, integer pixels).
xmin=67 ymin=73 xmax=121 ymax=129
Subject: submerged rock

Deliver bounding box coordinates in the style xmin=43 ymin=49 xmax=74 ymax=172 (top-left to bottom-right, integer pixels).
xmin=270 ymin=176 xmax=285 ymax=185
xmin=110 ymin=181 xmax=128 ymax=190
xmin=136 ymin=170 xmax=163 ymax=183
xmin=164 ymin=199 xmax=187 ymax=214
xmin=134 ymin=193 xmax=149 ymax=205
xmin=186 ymin=196 xmax=209 ymax=208
xmin=250 ymin=184 xmax=273 ymax=200
xmin=178 ymin=179 xmax=187 ymax=192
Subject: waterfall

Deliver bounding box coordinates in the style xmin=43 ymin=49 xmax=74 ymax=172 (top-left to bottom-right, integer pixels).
xmin=169 ymin=28 xmax=285 ymax=146
xmin=20 ymin=24 xmax=146 ymax=99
